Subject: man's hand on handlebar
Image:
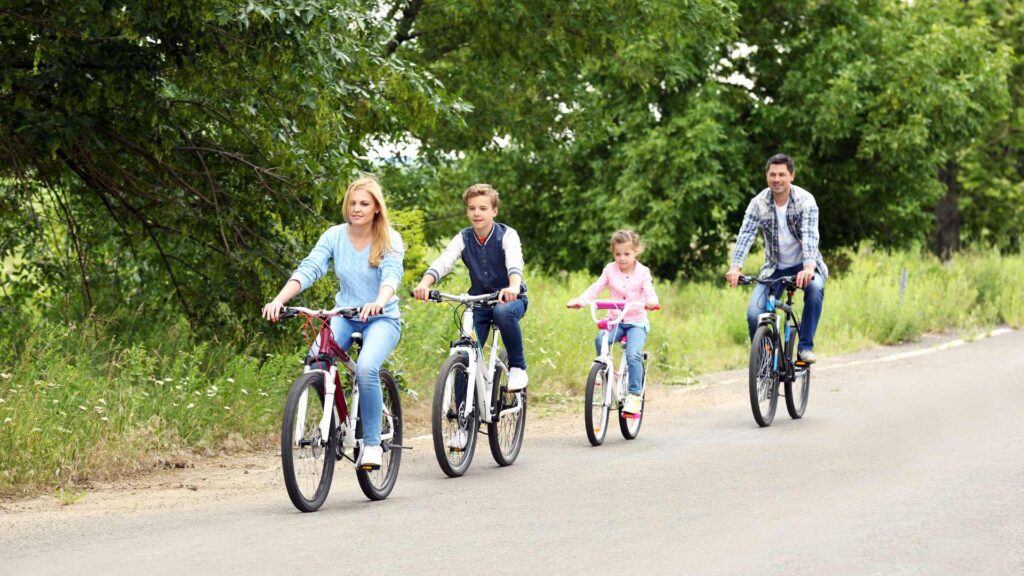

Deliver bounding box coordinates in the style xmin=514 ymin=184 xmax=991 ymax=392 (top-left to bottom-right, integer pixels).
xmin=725 ymin=266 xmax=743 ymax=288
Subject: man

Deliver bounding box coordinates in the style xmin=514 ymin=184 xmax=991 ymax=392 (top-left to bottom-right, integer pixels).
xmin=725 ymin=153 xmax=827 ymax=363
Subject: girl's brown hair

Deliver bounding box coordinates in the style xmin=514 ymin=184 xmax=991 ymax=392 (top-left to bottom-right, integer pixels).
xmin=343 ymin=176 xmax=393 ymax=267
xmin=610 ymin=229 xmax=644 ymax=255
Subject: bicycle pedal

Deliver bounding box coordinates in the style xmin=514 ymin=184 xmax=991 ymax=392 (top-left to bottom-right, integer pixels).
xmin=358 ymin=464 xmax=381 ymax=471
xmin=387 ymin=444 xmax=412 ymax=450
xmin=622 ymin=412 xmax=642 ymax=419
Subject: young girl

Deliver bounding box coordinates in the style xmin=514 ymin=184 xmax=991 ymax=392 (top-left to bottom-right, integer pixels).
xmin=567 ymin=230 xmax=659 ymax=414
xmin=262 ymin=176 xmax=404 ymax=470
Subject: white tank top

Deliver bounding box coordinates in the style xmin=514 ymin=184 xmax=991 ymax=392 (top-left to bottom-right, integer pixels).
xmin=775 ymin=204 xmax=803 ymax=268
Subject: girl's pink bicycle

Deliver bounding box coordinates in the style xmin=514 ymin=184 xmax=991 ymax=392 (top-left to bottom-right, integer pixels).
xmin=568 ymin=300 xmax=659 ymax=446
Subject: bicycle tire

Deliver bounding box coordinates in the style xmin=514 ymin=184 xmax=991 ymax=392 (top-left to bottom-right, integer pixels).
xmin=785 ymin=366 xmax=810 ymax=419
xmin=749 ymin=325 xmax=780 ymax=427
xmin=431 ymin=354 xmax=478 ymax=477
xmin=281 ymin=372 xmax=337 ymax=512
xmin=618 ymin=358 xmax=645 ymax=440
xmin=584 ymin=362 xmax=611 ymax=446
xmin=488 ymin=350 xmax=526 ymax=466
xmin=356 ymin=369 xmax=403 ymax=500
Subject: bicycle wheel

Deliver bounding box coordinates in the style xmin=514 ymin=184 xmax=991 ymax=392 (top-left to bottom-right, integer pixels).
xmin=431 ymin=354 xmax=479 ymax=477
xmin=785 ymin=366 xmax=810 ymax=419
xmin=584 ymin=362 xmax=611 ymax=446
xmin=749 ymin=325 xmax=780 ymax=427
xmin=618 ymin=358 xmax=645 ymax=440
xmin=281 ymin=372 xmax=337 ymax=512
xmin=356 ymin=369 xmax=403 ymax=500
xmin=488 ymin=350 xmax=526 ymax=466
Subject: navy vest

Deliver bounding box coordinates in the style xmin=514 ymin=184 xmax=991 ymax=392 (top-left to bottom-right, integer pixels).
xmin=460 ymin=223 xmax=527 ymax=296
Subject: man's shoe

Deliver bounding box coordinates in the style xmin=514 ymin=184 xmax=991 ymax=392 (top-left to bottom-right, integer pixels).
xmin=797 ymin=349 xmax=817 ymax=364
xmin=507 ymin=367 xmax=528 ymax=392
xmin=448 ymin=428 xmax=468 ymax=451
xmin=358 ymin=445 xmax=383 ymax=470
xmin=623 ymin=394 xmax=643 ymax=414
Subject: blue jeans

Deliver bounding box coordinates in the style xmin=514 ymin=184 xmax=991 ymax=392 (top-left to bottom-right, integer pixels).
xmin=746 ymin=265 xmax=825 ymax=352
xmin=321 ymin=315 xmax=401 ymax=447
xmin=595 ymin=323 xmax=647 ymax=395
xmin=473 ymin=297 xmax=528 ymax=370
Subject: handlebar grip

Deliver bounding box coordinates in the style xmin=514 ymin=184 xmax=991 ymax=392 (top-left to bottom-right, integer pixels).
xmin=649 ymin=304 xmax=661 ymax=311
xmin=428 ymin=290 xmax=442 ymax=302
xmin=279 ymin=308 xmax=299 ymax=319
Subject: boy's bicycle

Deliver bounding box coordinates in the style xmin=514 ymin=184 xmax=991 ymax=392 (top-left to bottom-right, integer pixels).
xmin=568 ymin=300 xmax=659 ymax=446
xmin=422 ymin=290 xmax=527 ymax=477
xmin=277 ymin=305 xmax=404 ymax=511
xmin=738 ymin=275 xmax=811 ymax=427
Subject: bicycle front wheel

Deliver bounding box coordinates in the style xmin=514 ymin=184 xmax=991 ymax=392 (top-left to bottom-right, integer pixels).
xmin=281 ymin=372 xmax=337 ymax=512
xmin=785 ymin=366 xmax=810 ymax=419
xmin=488 ymin=351 xmax=526 ymax=466
xmin=749 ymin=325 xmax=780 ymax=427
xmin=584 ymin=362 xmax=610 ymax=446
xmin=356 ymin=369 xmax=403 ymax=500
xmin=432 ymin=354 xmax=479 ymax=477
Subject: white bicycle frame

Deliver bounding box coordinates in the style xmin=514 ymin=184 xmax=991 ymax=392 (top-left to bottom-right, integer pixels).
xmin=287 ymin=307 xmax=396 ymax=459
xmin=586 ymin=300 xmax=648 ymax=408
xmin=435 ymin=293 xmax=524 ymax=425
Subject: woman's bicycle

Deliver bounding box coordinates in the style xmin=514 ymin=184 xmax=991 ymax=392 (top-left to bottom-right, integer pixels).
xmin=738 ymin=275 xmax=812 ymax=427
xmin=422 ymin=290 xmax=527 ymax=477
xmin=277 ymin=305 xmax=404 ymax=511
xmin=568 ymin=300 xmax=659 ymax=446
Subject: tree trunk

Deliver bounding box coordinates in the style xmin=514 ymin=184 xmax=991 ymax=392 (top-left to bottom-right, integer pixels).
xmin=934 ymin=160 xmax=960 ymax=261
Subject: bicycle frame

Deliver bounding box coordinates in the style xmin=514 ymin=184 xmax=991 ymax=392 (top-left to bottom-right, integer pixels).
xmin=748 ymin=278 xmax=805 ymax=382
xmin=286 ymin=307 xmax=396 ymax=460
xmin=590 ymin=301 xmax=647 ymax=406
xmin=436 ymin=294 xmax=523 ymax=425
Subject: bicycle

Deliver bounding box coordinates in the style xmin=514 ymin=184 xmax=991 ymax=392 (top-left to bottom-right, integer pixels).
xmin=277 ymin=305 xmax=405 ymax=512
xmin=422 ymin=290 xmax=527 ymax=477
xmin=568 ymin=300 xmax=659 ymax=446
xmin=738 ymin=275 xmax=812 ymax=427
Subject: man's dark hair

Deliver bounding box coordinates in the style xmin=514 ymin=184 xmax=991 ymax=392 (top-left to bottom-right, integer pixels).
xmin=765 ymin=153 xmax=795 ymax=174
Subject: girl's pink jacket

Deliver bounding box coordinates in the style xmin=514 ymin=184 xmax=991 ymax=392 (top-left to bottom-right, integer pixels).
xmin=580 ymin=261 xmax=660 ymax=325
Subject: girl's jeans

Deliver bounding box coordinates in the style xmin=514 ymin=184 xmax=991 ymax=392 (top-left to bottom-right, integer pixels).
xmin=595 ymin=323 xmax=647 ymax=395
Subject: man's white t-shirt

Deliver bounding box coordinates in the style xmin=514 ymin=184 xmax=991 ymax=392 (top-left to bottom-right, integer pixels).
xmin=775 ymin=203 xmax=803 ymax=268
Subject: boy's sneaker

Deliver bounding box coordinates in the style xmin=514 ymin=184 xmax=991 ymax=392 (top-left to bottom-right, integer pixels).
xmin=448 ymin=428 xmax=468 ymax=451
xmin=358 ymin=445 xmax=382 ymax=470
xmin=797 ymin=349 xmax=817 ymax=364
xmin=623 ymin=394 xmax=643 ymax=415
xmin=507 ymin=368 xmax=528 ymax=392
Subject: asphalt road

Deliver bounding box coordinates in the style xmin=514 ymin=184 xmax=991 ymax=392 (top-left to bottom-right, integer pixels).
xmin=2 ymin=331 xmax=1022 ymax=575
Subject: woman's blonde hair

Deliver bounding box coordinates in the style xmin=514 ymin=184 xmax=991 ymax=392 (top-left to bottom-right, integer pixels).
xmin=610 ymin=229 xmax=644 ymax=255
xmin=343 ymin=176 xmax=392 ymax=267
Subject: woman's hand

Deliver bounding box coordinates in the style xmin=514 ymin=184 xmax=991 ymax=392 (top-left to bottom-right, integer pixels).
xmin=262 ymin=300 xmax=285 ymax=322
xmin=359 ymin=301 xmax=384 ymax=322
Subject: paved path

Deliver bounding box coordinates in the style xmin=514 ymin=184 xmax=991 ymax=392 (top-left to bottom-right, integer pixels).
xmin=2 ymin=331 xmax=1022 ymax=575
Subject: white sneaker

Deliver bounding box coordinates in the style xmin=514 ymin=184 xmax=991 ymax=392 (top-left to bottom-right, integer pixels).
xmin=448 ymin=428 xmax=468 ymax=451
xmin=623 ymin=394 xmax=643 ymax=415
xmin=358 ymin=445 xmax=382 ymax=470
xmin=507 ymin=367 xmax=528 ymax=392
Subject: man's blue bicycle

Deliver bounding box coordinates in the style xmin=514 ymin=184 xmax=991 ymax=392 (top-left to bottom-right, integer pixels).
xmin=739 ymin=275 xmax=812 ymax=426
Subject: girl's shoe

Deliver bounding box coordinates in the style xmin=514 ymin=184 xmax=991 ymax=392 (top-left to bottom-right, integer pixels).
xmin=358 ymin=445 xmax=383 ymax=470
xmin=623 ymin=394 xmax=643 ymax=414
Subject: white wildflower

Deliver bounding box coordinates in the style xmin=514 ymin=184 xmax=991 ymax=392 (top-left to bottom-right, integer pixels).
xmin=100 ymin=417 xmax=109 ymax=422
xmin=0 ymin=373 xmax=11 ymax=379
xmin=240 ymin=389 xmax=249 ymax=395
xmin=223 ymin=406 xmax=231 ymax=411
xmin=78 ymin=405 xmax=87 ymax=411
xmin=3 ymin=417 xmax=11 ymax=424
xmin=187 ymin=403 xmax=195 ymax=409
xmin=226 ymin=378 xmax=235 ymax=383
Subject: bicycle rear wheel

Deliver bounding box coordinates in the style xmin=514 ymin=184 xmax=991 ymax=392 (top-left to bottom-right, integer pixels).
xmin=618 ymin=359 xmax=645 ymax=440
xmin=785 ymin=366 xmax=810 ymax=419
xmin=584 ymin=362 xmax=611 ymax=446
xmin=356 ymin=369 xmax=403 ymax=500
xmin=281 ymin=372 xmax=337 ymax=512
xmin=749 ymin=325 xmax=780 ymax=427
xmin=488 ymin=350 xmax=526 ymax=466
xmin=431 ymin=354 xmax=479 ymax=477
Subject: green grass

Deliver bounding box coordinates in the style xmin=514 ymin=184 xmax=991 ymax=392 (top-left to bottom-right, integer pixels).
xmin=2 ymin=249 xmax=1022 ymax=496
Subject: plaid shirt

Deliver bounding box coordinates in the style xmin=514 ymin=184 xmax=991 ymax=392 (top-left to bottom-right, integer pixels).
xmin=730 ymin=185 xmax=829 ymax=281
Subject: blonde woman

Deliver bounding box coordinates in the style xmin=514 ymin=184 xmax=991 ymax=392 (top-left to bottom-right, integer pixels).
xmin=262 ymin=176 xmax=404 ymax=469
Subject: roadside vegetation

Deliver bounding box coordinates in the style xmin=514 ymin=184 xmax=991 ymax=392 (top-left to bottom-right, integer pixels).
xmin=2 ymin=248 xmax=1021 ymax=496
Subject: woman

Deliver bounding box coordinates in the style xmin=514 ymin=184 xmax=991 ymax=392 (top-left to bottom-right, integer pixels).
xmin=262 ymin=176 xmax=404 ymax=469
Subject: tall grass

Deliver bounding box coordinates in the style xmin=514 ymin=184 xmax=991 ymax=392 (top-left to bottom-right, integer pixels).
xmin=1 ymin=249 xmax=1021 ymax=496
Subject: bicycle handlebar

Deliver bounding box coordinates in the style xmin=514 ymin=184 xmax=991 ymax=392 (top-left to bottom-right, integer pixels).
xmin=421 ymin=290 xmax=502 ymax=305
xmin=279 ymin=305 xmax=362 ymax=320
xmin=738 ymin=275 xmax=807 ymax=290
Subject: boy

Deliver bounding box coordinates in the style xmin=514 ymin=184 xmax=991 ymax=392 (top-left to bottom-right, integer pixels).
xmin=413 ymin=183 xmax=529 ymax=393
